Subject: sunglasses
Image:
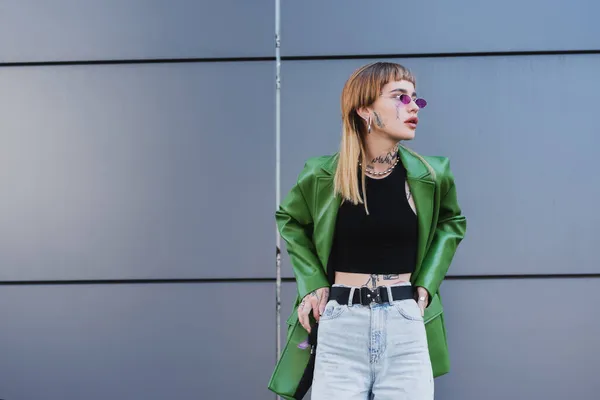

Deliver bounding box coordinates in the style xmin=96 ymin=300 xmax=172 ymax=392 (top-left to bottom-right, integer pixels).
xmin=394 ymin=94 xmax=427 ymax=109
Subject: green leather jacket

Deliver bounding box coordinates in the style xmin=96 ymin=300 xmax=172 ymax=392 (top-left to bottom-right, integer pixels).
xmin=269 ymin=146 xmax=467 ymax=399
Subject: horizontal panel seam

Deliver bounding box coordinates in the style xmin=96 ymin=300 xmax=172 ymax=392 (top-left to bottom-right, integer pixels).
xmin=0 ymin=56 xmax=276 ymax=67
xmin=1 ymin=49 xmax=599 ymax=67
xmin=282 ymin=49 xmax=600 ymax=61
xmin=1 ymin=273 xmax=599 ymax=286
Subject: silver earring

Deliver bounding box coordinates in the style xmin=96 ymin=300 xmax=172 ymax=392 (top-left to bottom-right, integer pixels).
xmin=367 ymin=116 xmax=371 ymax=133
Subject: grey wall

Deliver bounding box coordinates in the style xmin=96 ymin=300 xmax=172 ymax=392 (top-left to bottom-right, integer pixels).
xmin=0 ymin=1 xmax=598 ymax=400
xmin=280 ymin=1 xmax=600 ymax=399
xmin=0 ymin=62 xmax=275 ymax=281
xmin=0 ymin=0 xmax=278 ymax=399
xmin=0 ymin=0 xmax=274 ymax=61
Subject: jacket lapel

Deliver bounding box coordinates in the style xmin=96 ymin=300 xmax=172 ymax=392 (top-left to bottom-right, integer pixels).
xmin=398 ymin=147 xmax=436 ymax=280
xmin=314 ymin=180 xmax=341 ymax=269
xmin=312 ymin=147 xmax=436 ymax=280
xmin=309 ymin=154 xmax=340 ymax=268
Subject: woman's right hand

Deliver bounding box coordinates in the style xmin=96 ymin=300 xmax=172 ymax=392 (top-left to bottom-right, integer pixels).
xmin=298 ymin=287 xmax=330 ymax=333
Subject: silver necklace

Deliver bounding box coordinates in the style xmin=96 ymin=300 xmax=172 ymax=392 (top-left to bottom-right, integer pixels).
xmin=359 ymin=157 xmax=400 ymax=176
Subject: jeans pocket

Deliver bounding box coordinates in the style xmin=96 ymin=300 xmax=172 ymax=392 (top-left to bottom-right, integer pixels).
xmin=319 ymin=300 xmax=347 ymax=321
xmin=392 ymin=299 xmax=424 ymax=322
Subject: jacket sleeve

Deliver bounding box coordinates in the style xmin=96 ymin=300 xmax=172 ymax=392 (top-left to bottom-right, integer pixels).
xmin=275 ymin=165 xmax=329 ymax=301
xmin=413 ymin=161 xmax=467 ymax=306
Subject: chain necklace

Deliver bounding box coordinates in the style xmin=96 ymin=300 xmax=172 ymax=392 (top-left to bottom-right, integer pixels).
xmin=359 ymin=156 xmax=400 ymax=176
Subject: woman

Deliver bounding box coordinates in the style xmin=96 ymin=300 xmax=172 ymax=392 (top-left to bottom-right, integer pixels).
xmin=269 ymin=62 xmax=467 ymax=400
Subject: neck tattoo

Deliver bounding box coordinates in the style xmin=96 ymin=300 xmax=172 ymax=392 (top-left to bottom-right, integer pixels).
xmin=365 ymin=149 xmax=398 ymax=174
xmin=370 ymin=150 xmax=398 ymax=166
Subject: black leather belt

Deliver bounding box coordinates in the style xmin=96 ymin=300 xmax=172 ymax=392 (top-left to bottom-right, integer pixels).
xmin=330 ymin=285 xmax=415 ymax=306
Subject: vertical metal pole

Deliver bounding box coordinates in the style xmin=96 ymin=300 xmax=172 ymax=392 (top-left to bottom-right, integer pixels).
xmin=275 ymin=0 xmax=282 ymax=399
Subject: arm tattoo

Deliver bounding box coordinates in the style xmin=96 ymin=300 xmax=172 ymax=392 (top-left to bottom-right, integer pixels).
xmin=373 ymin=111 xmax=385 ymax=128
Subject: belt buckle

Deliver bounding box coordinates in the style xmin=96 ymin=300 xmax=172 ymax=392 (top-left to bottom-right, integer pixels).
xmin=373 ymin=287 xmax=383 ymax=304
xmin=361 ymin=287 xmax=383 ymax=305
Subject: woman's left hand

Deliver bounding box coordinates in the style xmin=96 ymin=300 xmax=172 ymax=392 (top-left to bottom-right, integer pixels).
xmin=415 ymin=286 xmax=429 ymax=316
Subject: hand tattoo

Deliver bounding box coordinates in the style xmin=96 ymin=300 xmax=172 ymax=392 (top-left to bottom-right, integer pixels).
xmin=310 ymin=291 xmax=320 ymax=302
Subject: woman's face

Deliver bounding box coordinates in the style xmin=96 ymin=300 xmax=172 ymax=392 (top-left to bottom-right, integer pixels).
xmin=368 ymin=80 xmax=423 ymax=141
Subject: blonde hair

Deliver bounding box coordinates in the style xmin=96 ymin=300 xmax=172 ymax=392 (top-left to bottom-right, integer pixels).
xmin=334 ymin=62 xmax=434 ymax=215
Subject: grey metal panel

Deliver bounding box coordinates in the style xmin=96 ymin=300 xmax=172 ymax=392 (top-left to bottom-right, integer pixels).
xmin=0 ymin=0 xmax=274 ymax=62
xmin=282 ymin=0 xmax=600 ymax=57
xmin=282 ymin=278 xmax=600 ymax=399
xmin=0 ymin=282 xmax=276 ymax=400
xmin=280 ymin=55 xmax=600 ymax=276
xmin=0 ymin=62 xmax=275 ymax=281
xmin=435 ymin=278 xmax=600 ymax=399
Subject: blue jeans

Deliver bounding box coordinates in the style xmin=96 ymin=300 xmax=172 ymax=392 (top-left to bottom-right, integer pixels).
xmin=311 ymin=283 xmax=434 ymax=400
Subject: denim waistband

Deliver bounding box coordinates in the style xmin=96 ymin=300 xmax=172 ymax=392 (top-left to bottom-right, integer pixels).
xmin=332 ymin=282 xmax=412 ymax=289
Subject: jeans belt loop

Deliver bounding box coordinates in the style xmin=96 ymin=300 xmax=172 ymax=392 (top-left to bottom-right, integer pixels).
xmin=348 ymin=287 xmax=355 ymax=306
xmin=386 ymin=286 xmax=394 ymax=303
xmin=359 ymin=287 xmax=367 ymax=304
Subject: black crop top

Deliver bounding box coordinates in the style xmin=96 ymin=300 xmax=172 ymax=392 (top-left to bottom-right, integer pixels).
xmin=327 ymin=160 xmax=418 ymax=275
